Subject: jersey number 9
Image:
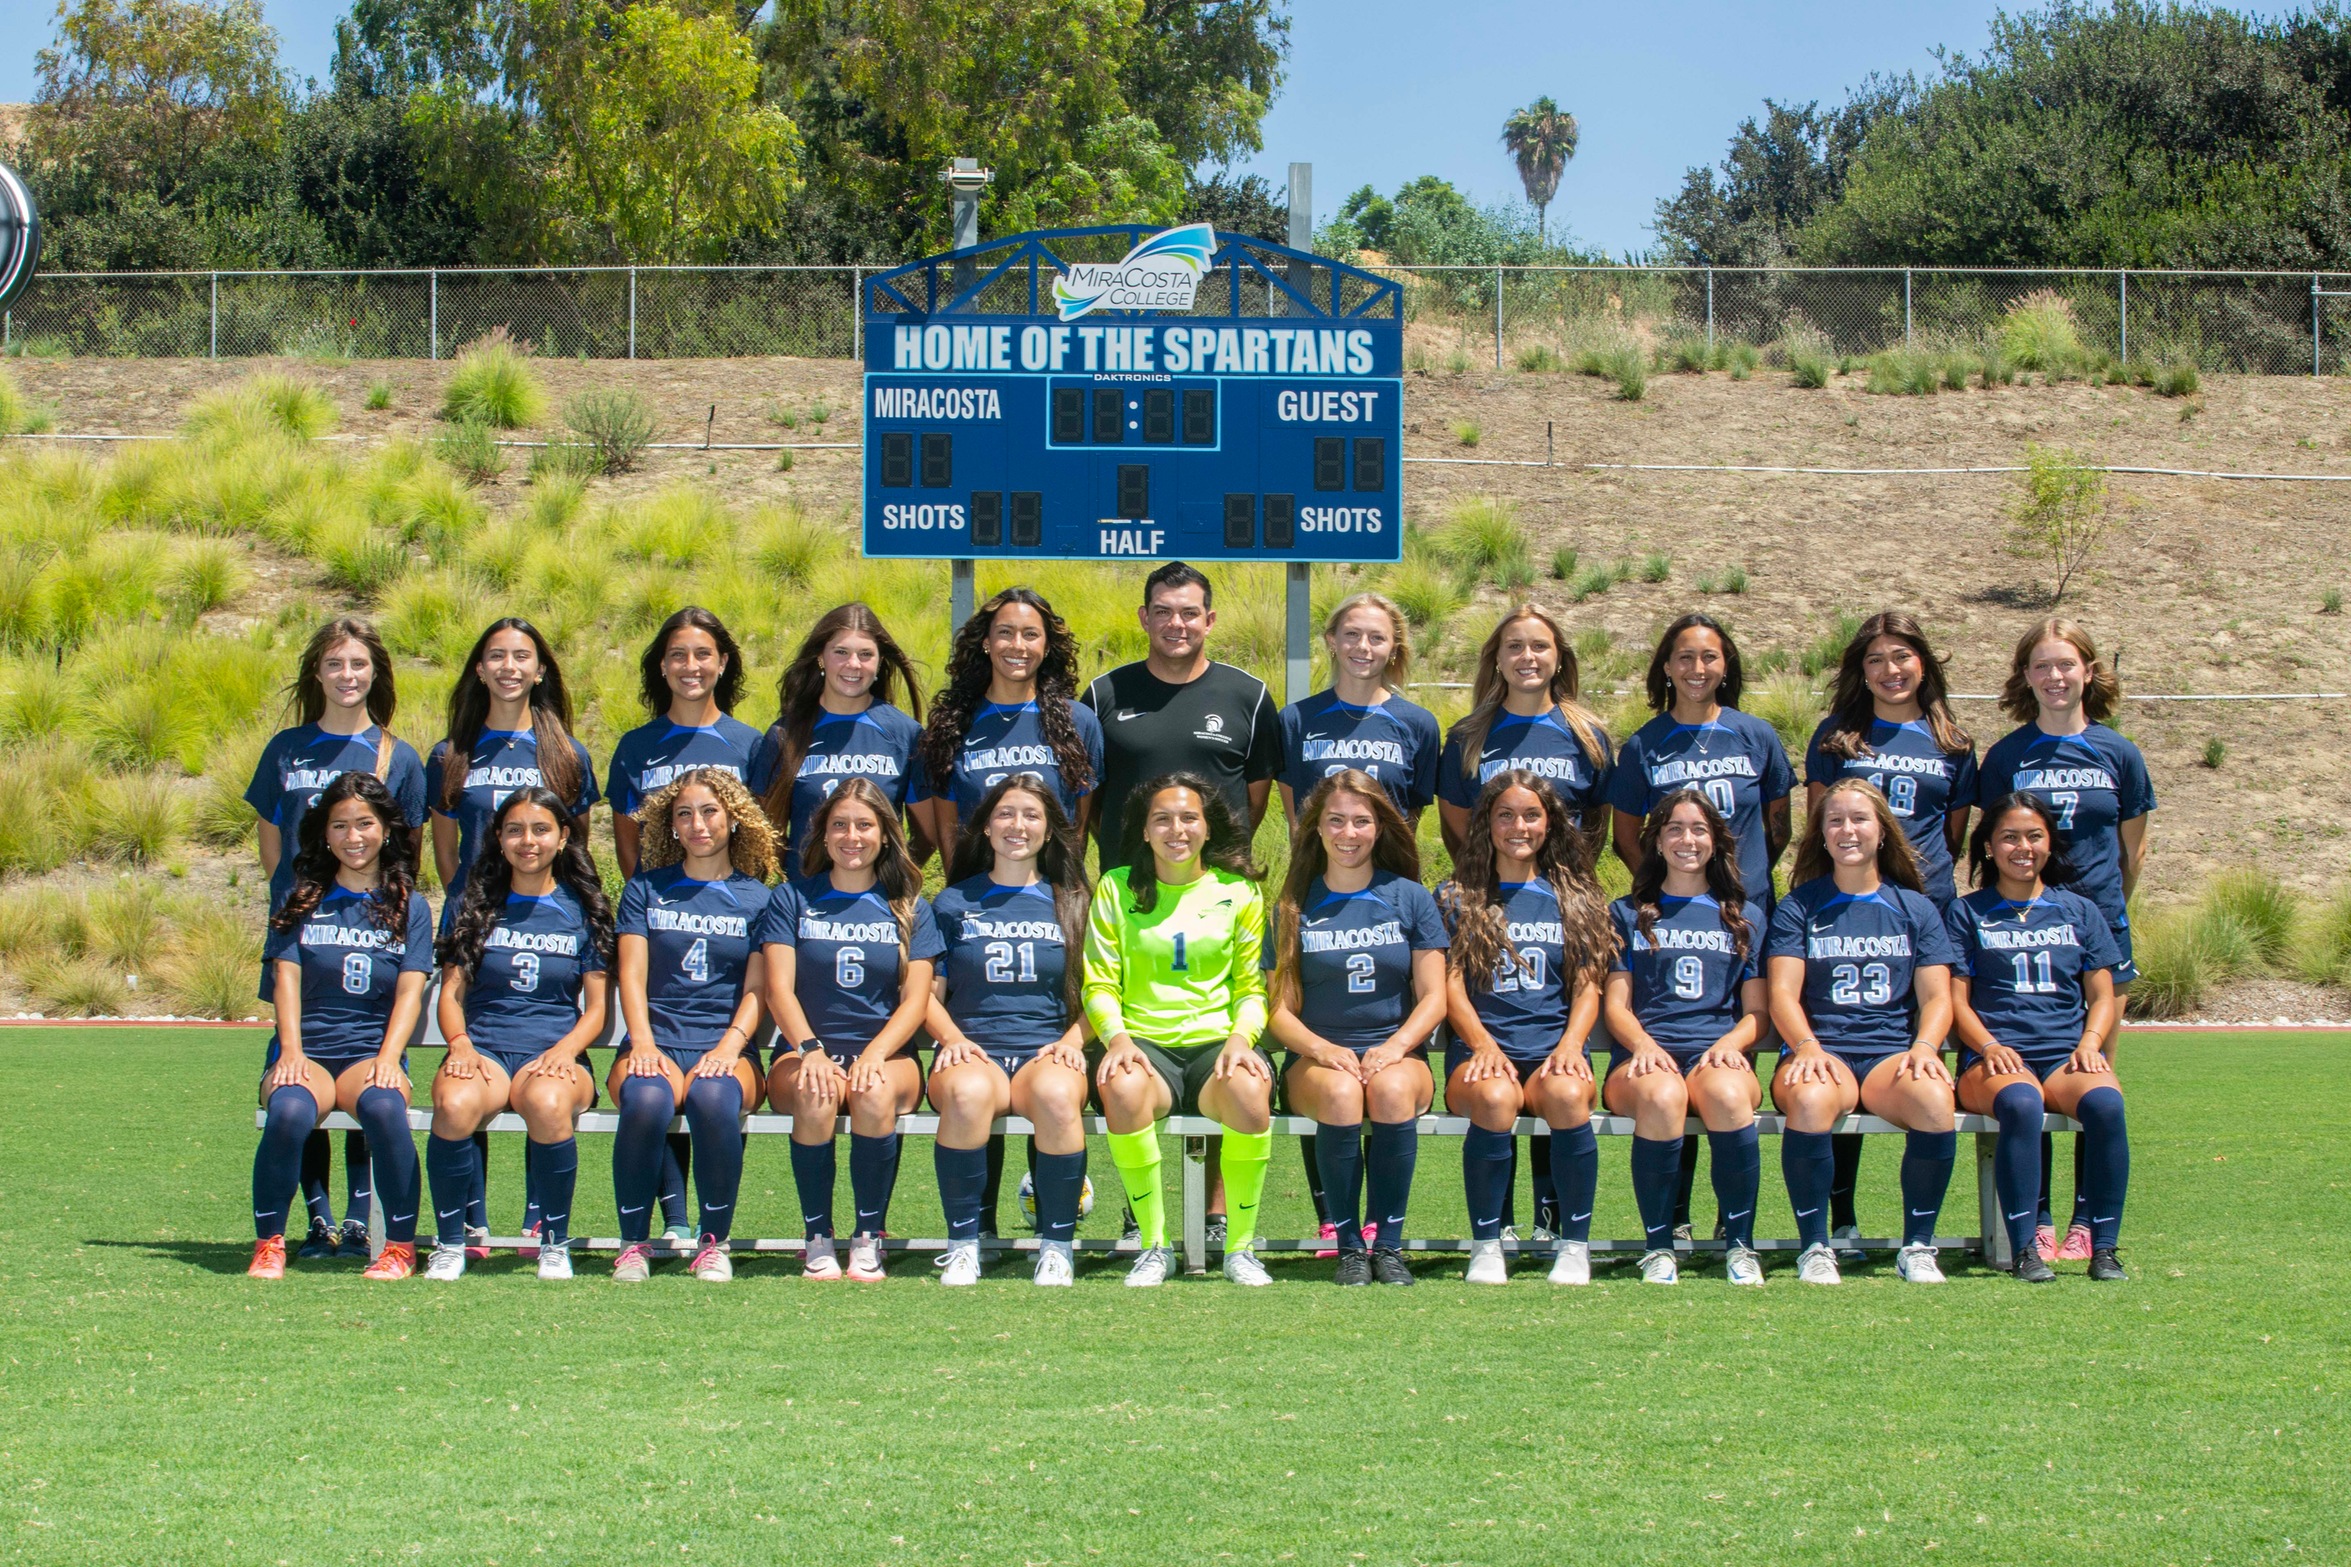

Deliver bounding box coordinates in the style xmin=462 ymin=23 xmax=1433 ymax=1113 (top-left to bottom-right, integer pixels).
xmin=1671 ymin=954 xmax=1704 ymax=1000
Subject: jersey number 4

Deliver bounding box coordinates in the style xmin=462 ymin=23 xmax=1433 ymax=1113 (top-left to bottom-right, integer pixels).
xmin=682 ymin=938 xmax=709 ymax=984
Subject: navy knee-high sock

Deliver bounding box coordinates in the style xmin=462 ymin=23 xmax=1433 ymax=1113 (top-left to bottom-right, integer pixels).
xmin=1499 ymin=1138 xmax=1518 ymax=1231
xmin=2037 ymin=1131 xmax=2056 ymax=1225
xmin=1830 ymin=1132 xmax=1865 ymax=1229
xmin=790 ymin=1139 xmax=838 ymax=1237
xmin=2073 ymin=1087 xmax=2129 ymax=1248
xmin=1993 ymin=1084 xmax=2046 ymax=1260
xmin=343 ymin=1131 xmax=374 ymax=1228
xmin=299 ymin=1129 xmax=334 ymax=1228
xmin=981 ymin=1134 xmax=1006 ymax=1234
xmin=254 ymin=1087 xmax=320 ymax=1240
xmin=1707 ymin=1125 xmax=1762 ymax=1250
xmin=1033 ymin=1149 xmax=1086 ymax=1244
xmin=1783 ymin=1129 xmax=1835 ymax=1249
xmin=660 ymin=1133 xmax=692 ymax=1230
xmin=1630 ymin=1134 xmax=1683 ymax=1251
xmin=1313 ymin=1122 xmax=1367 ymax=1248
xmin=850 ymin=1132 xmax=900 ymax=1236
xmin=1301 ymin=1133 xmax=1330 ymax=1225
xmin=2071 ymin=1134 xmax=2090 ymax=1227
xmin=683 ymin=1077 xmax=746 ymax=1241
xmin=533 ymin=1138 xmax=579 ymax=1246
xmin=1900 ymin=1130 xmax=1958 ymax=1247
xmin=467 ymin=1130 xmax=490 ymax=1232
xmin=1674 ymin=1135 xmax=1702 ymax=1228
xmin=352 ymin=1089 xmax=416 ymax=1244
xmin=613 ymin=1076 xmax=676 ymax=1246
xmin=1530 ymin=1133 xmax=1557 ymax=1229
xmin=424 ymin=1134 xmax=478 ymax=1247
xmin=1366 ymin=1118 xmax=1418 ymax=1250
xmin=1553 ymin=1123 xmax=1599 ymax=1243
xmin=1464 ymin=1125 xmax=1513 ymax=1241
xmin=936 ymin=1142 xmax=989 ymax=1242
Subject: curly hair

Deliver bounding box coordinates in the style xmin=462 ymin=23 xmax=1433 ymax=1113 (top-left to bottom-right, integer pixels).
xmin=759 ymin=602 xmax=925 ymax=827
xmin=270 ymin=771 xmax=419 ymax=935
xmin=1442 ymin=769 xmax=1616 ymax=994
xmin=799 ymin=776 xmax=924 ymax=956
xmin=945 ymin=773 xmax=1091 ymax=1019
xmin=633 ymin=767 xmax=779 ymax=881
xmin=1449 ymin=603 xmax=1608 ymax=791
xmin=1643 ymin=612 xmax=1747 ymax=712
xmin=1999 ymin=616 xmax=2122 ymax=724
xmin=1117 ymin=771 xmax=1263 ymax=914
xmin=1819 ymin=610 xmax=1971 ymax=761
xmin=439 ymin=617 xmax=586 ymax=814
xmin=289 ymin=616 xmax=399 ymax=730
xmin=1791 ymin=776 xmax=1925 ymax=892
xmin=1271 ymin=770 xmax=1421 ymax=1015
xmin=920 ymin=588 xmax=1090 ymax=798
xmin=1967 ymin=790 xmax=2082 ymax=891
xmin=1626 ymin=786 xmax=1753 ymax=967
xmin=435 ymin=785 xmax=617 ymax=978
xmin=638 ymin=606 xmax=745 ymax=720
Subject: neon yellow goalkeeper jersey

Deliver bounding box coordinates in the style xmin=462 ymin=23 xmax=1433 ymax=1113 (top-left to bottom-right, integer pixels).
xmin=1081 ymin=865 xmax=1267 ymax=1048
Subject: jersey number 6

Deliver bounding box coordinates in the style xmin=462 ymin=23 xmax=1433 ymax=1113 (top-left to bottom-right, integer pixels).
xmin=836 ymin=945 xmax=865 ymax=988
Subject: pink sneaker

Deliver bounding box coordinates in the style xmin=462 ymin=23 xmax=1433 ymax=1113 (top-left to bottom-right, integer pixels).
xmin=802 ymin=1236 xmax=842 ymax=1280
xmin=1361 ymin=1222 xmax=1379 ymax=1251
xmin=517 ymin=1220 xmax=540 ymax=1262
xmin=2033 ymin=1224 xmax=2059 ymax=1262
xmin=1314 ymin=1221 xmax=1339 ymax=1259
xmin=2057 ymin=1223 xmax=2094 ymax=1261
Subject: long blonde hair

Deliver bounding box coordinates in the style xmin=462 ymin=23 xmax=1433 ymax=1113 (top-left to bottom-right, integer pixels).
xmin=1321 ymin=591 xmax=1412 ymax=689
xmin=2000 ymin=616 xmax=2121 ymax=724
xmin=1791 ymin=777 xmax=1925 ymax=892
xmin=1449 ymin=604 xmax=1607 ymax=790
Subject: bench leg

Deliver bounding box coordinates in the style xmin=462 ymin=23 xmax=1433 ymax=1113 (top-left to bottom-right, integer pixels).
xmin=368 ymin=1152 xmax=387 ymax=1260
xmin=1974 ymin=1132 xmax=2009 ymax=1270
xmin=1183 ymin=1135 xmax=1208 ymax=1275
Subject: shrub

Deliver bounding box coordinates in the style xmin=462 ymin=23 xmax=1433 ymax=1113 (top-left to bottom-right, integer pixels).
xmin=378 ymin=569 xmax=493 ymax=663
xmin=1611 ymin=350 xmax=1647 ymax=401
xmin=526 ymin=474 xmax=587 ymax=533
xmin=1998 ymin=291 xmax=2086 ymax=374
xmin=441 ymin=330 xmax=547 ymax=429
xmin=434 ymin=421 xmax=506 ymax=485
xmin=1549 ymin=545 xmax=1578 ymax=581
xmin=1380 ymin=555 xmax=1464 ymax=630
xmin=2205 ymin=869 xmax=2296 ymax=972
xmin=567 ymin=388 xmax=657 ymax=475
xmin=2202 ymin=738 xmax=2226 ymax=769
xmin=1445 ymin=349 xmax=1471 ymax=377
xmin=21 ymin=955 xmax=132 ymax=1018
xmin=0 ymin=365 xmax=23 ymax=433
xmin=86 ymin=877 xmax=175 ymax=968
xmin=165 ymin=538 xmax=245 ymax=621
xmin=1747 ymin=670 xmax=1826 ymax=751
xmin=2152 ymin=360 xmax=2200 ymax=397
xmin=86 ymin=677 xmax=206 ymax=770
xmin=1640 ymin=552 xmax=1670 ymax=583
xmin=184 ymin=374 xmax=339 ymax=445
xmin=1452 ymin=420 xmax=1481 ymax=448
xmin=0 ymin=884 xmax=70 ymax=966
xmin=2294 ymin=892 xmax=2351 ymax=988
xmin=2007 ymin=444 xmax=2112 ymax=603
xmin=1726 ymin=343 xmax=1760 ymax=380
xmin=1433 ymin=497 xmax=1525 ymax=581
xmin=0 ymin=754 xmax=66 ymax=874
xmin=365 ymin=380 xmax=393 ymax=411
xmin=1570 ymin=563 xmax=1616 ymax=603
xmin=465 ymin=519 xmax=530 ymax=590
xmin=527 ymin=440 xmax=604 ymax=483
xmin=1516 ymin=344 xmax=1563 ymax=373
xmin=314 ymin=519 xmax=408 ymax=597
xmin=749 ymin=505 xmax=843 ymax=585
xmin=192 ymin=723 xmax=271 ymax=848
xmin=1800 ymin=611 xmax=1865 ymax=678
xmin=1667 ymin=334 xmax=1712 ymax=374
xmin=77 ymin=771 xmax=189 ymax=863
xmin=2321 ymin=588 xmax=2342 ymax=615
xmin=157 ymin=908 xmax=263 ymax=1019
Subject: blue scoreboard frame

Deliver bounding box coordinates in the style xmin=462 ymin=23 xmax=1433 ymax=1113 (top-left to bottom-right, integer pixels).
xmin=860 ymin=227 xmax=1404 ymax=564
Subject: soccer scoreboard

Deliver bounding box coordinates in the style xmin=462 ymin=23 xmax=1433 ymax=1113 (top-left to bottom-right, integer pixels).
xmin=859 ymin=226 xmax=1404 ymax=564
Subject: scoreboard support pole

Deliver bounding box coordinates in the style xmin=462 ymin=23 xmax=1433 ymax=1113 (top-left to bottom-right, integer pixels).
xmin=951 ymin=558 xmax=975 ymax=634
xmin=1284 ymin=563 xmax=1312 ymax=705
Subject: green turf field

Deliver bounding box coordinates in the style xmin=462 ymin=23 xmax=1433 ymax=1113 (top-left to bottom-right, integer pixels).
xmin=1 ymin=1028 xmax=2342 ymax=1565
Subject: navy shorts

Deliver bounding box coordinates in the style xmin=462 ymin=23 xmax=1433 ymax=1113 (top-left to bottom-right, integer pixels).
xmin=2111 ymin=923 xmax=2139 ymax=986
xmin=1956 ymin=1049 xmax=2079 ymax=1082
xmin=793 ymin=1040 xmax=914 ymax=1072
xmin=1443 ymin=1040 xmax=1572 ymax=1083
xmin=932 ymin=1047 xmax=1054 ymax=1080
xmin=1827 ymin=1048 xmax=1905 ymax=1080
xmin=262 ymin=1040 xmax=393 ymax=1079
xmin=1602 ymin=1045 xmax=1712 ymax=1080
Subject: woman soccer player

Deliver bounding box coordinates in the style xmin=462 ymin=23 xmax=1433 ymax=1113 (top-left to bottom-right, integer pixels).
xmin=1766 ymin=778 xmax=1961 ymax=1287
xmin=913 ymin=587 xmax=1099 ymax=846
xmin=1803 ymin=612 xmax=1976 ymax=1254
xmin=1603 ymin=788 xmax=1770 ymax=1286
xmin=246 ymin=617 xmax=429 ymax=1261
xmin=610 ymin=770 xmax=777 ymax=1284
xmin=1441 ymin=770 xmax=1616 ymax=1286
xmin=1978 ymin=616 xmax=2154 ymax=1262
xmin=1949 ymin=793 xmax=2131 ymax=1283
xmin=924 ymin=775 xmax=1094 ymax=1286
xmin=249 ymin=773 xmax=432 ymax=1280
xmin=425 ymin=787 xmax=614 ymax=1281
xmin=1266 ymin=771 xmax=1447 ymax=1287
xmin=753 ymin=601 xmax=927 ymax=877
xmin=761 ymin=778 xmax=944 ymax=1282
xmin=1084 ymin=773 xmax=1271 ymax=1288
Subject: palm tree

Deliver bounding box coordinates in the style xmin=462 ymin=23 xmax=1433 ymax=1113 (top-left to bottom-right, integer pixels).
xmin=1501 ymin=97 xmax=1579 ymax=243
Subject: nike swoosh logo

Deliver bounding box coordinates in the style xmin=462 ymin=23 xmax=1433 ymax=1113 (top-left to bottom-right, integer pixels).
xmin=620 ymin=1205 xmax=647 ymax=1216
xmin=1809 ymin=922 xmax=1833 ymax=934
xmin=1570 ymin=1211 xmax=1591 ymax=1223
xmin=1115 ymin=710 xmax=1141 ymax=721
xmin=1127 ymin=1189 xmax=1155 ymax=1203
xmin=1795 ymin=1206 xmax=1821 ymax=1218
xmin=1725 ymin=1210 xmax=1751 ymax=1221
xmin=436 ymin=1207 xmax=464 ymax=1219
xmin=2005 ymin=1208 xmax=2036 ymax=1221
xmin=390 ymin=1212 xmax=414 ymax=1225
xmin=1909 ymin=1209 xmax=1939 ymax=1216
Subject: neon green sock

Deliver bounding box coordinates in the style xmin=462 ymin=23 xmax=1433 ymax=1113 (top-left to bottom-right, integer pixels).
xmin=1218 ymin=1127 xmax=1275 ymax=1252
xmin=1106 ymin=1128 xmax=1166 ymax=1248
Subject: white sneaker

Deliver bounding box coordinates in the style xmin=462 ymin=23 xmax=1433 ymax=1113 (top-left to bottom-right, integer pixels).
xmin=1896 ymin=1243 xmax=1946 ymax=1284
xmin=1725 ymin=1245 xmax=1765 ymax=1287
xmin=690 ymin=1237 xmax=733 ymax=1283
xmin=1548 ymin=1240 xmax=1591 ymax=1286
xmin=1639 ymin=1248 xmax=1679 ymax=1284
xmin=802 ymin=1235 xmax=841 ymax=1281
xmin=1125 ymin=1245 xmax=1172 ymax=1287
xmin=1033 ymin=1240 xmax=1074 ymax=1287
xmin=423 ymin=1242 xmax=467 ymax=1281
xmin=1466 ymin=1238 xmax=1508 ymax=1284
xmin=1798 ymin=1242 xmax=1842 ymax=1285
xmin=1529 ymin=1224 xmax=1559 ymax=1246
xmin=846 ymin=1235 xmax=886 ymax=1282
xmin=941 ymin=1241 xmax=981 ymax=1286
xmin=1832 ymin=1222 xmax=1865 ymax=1261
xmin=1223 ymin=1247 xmax=1271 ymax=1287
xmin=536 ymin=1241 xmax=572 ymax=1281
xmin=663 ymin=1222 xmax=696 ymax=1248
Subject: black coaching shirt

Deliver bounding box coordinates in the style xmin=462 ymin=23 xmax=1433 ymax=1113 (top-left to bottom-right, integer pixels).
xmin=1081 ymin=660 xmax=1282 ymax=871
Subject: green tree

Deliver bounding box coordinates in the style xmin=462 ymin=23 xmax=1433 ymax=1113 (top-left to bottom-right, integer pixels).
xmin=1499 ymin=95 xmax=1576 ymax=242
xmin=1651 ymin=87 xmax=1907 ymax=265
xmin=1117 ymin=0 xmax=1287 ymax=167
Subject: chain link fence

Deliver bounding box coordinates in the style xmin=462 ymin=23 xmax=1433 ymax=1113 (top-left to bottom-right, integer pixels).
xmin=6 ymin=262 xmax=2351 ymax=375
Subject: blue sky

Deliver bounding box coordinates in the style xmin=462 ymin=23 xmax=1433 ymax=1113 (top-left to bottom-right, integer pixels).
xmin=0 ymin=0 xmax=2286 ymax=256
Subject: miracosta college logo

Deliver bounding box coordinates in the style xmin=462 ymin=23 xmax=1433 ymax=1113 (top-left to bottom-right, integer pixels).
xmin=1051 ymin=224 xmax=1216 ymax=321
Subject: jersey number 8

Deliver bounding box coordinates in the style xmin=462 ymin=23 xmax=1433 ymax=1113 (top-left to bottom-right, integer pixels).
xmin=340 ymin=952 xmax=371 ymax=995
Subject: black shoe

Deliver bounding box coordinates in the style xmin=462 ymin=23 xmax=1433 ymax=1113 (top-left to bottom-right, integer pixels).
xmin=1204 ymin=1214 xmax=1228 ymax=1248
xmin=2011 ymin=1248 xmax=2057 ymax=1284
xmin=335 ymin=1219 xmax=373 ymax=1259
xmin=2088 ymin=1247 xmax=2128 ymax=1282
xmin=1334 ymin=1250 xmax=1373 ymax=1286
xmin=295 ymin=1218 xmax=339 ymax=1260
xmin=1370 ymin=1247 xmax=1414 ymax=1286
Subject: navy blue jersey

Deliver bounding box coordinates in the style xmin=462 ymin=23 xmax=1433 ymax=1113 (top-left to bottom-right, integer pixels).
xmin=616 ymin=866 xmax=774 ymax=1052
xmin=605 ymin=715 xmax=762 ymax=820
xmin=1804 ymin=717 xmax=1977 ymax=909
xmin=1766 ymin=877 xmax=1958 ymax=1058
xmin=1610 ymin=711 xmax=1796 ymax=908
xmin=1439 ymin=707 xmax=1612 ymax=820
xmin=245 ymin=724 xmax=430 ymax=911
xmin=460 ymin=886 xmax=608 ymax=1055
xmin=910 ymin=700 xmax=1103 ymax=824
xmin=931 ymin=876 xmax=1076 ymax=1052
xmin=1280 ymin=690 xmax=1443 ymax=816
xmin=1977 ymin=723 xmax=2154 ymax=932
xmin=1265 ymin=870 xmax=1448 ymax=1050
xmin=1440 ymin=878 xmax=1576 ymax=1061
xmin=746 ymin=704 xmax=922 ymax=876
xmin=264 ymin=888 xmax=434 ymax=1061
xmin=758 ymin=878 xmax=946 ymax=1051
xmin=1946 ymin=887 xmax=2122 ymax=1061
xmin=424 ymin=728 xmax=599 ymax=909
xmin=1608 ymin=893 xmax=1766 ymax=1056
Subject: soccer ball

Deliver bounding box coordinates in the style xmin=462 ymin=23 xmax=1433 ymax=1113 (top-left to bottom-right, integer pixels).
xmin=1016 ymin=1170 xmax=1096 ymax=1229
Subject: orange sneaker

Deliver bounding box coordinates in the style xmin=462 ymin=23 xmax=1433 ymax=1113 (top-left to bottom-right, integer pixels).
xmin=248 ymin=1235 xmax=287 ymax=1279
xmin=362 ymin=1241 xmax=415 ymax=1280
xmin=2057 ymin=1223 xmax=2094 ymax=1261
